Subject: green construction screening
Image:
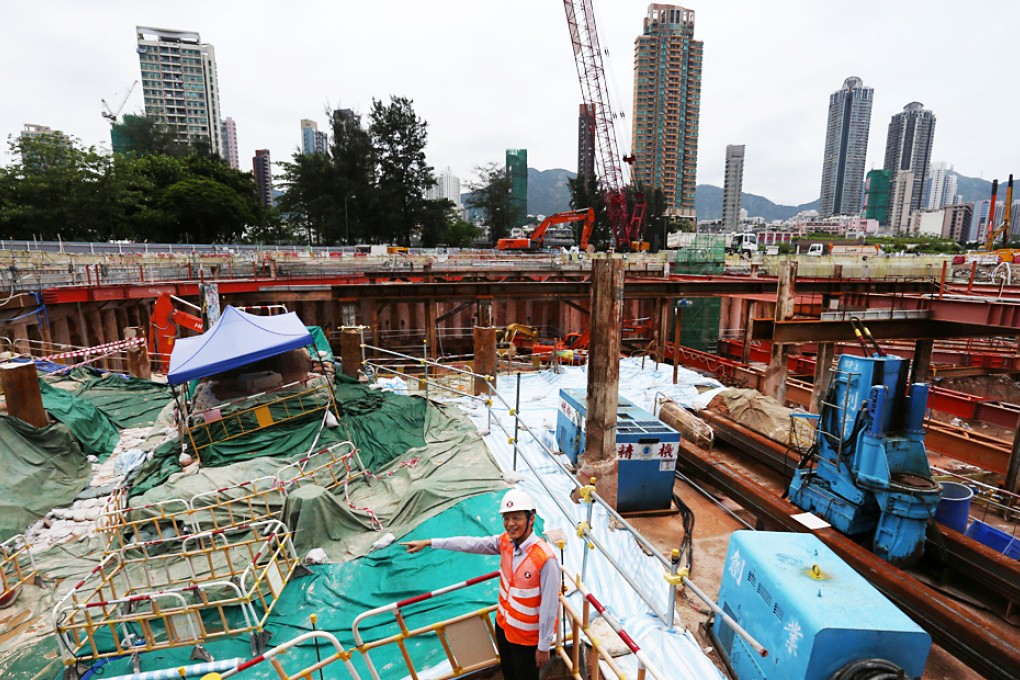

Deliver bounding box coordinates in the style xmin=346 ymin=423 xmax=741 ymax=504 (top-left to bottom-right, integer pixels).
xmin=672 ymin=234 xmax=724 ymax=352
xmin=506 ymin=148 xmax=528 ymax=227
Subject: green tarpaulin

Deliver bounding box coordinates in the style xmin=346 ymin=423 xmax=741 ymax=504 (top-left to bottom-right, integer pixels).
xmin=0 ymin=416 xmax=92 ymax=542
xmin=306 ymin=325 xmax=334 ymax=362
xmin=129 ymin=383 xmax=430 ymax=499
xmin=38 ymin=381 xmax=120 ymax=458
xmin=73 ymin=370 xmax=174 ymax=428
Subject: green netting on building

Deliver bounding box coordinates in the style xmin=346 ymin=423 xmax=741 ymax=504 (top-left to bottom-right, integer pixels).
xmin=673 ymin=234 xmax=726 ymax=275
xmin=672 ymin=234 xmax=724 ymax=351
xmin=677 ymin=298 xmax=722 ymax=352
xmin=506 ymin=148 xmax=528 ymax=227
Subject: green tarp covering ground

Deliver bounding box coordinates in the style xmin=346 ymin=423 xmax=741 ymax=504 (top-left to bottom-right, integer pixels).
xmin=38 ymin=381 xmax=120 ymax=458
xmin=0 ymin=416 xmax=92 ymax=542
xmin=129 ymin=381 xmax=430 ymax=499
xmin=71 ymin=369 xmax=174 ymax=428
xmin=0 ymin=365 xmax=515 ymax=680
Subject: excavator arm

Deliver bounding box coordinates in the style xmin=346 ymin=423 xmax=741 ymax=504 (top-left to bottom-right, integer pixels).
xmin=497 ymin=208 xmax=596 ymax=251
xmin=149 ymin=292 xmax=204 ymax=371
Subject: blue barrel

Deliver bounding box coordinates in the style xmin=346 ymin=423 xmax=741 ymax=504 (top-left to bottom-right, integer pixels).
xmin=933 ymin=482 xmax=973 ymax=533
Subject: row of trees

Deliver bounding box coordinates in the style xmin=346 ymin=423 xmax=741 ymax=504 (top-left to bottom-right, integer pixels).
xmin=0 ymin=121 xmax=278 ymax=243
xmin=0 ymin=94 xmax=668 ymax=248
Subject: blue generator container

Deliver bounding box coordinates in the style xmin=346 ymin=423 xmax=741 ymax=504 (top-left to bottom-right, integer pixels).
xmin=555 ymin=388 xmax=680 ymax=513
xmin=714 ymin=531 xmax=931 ymax=680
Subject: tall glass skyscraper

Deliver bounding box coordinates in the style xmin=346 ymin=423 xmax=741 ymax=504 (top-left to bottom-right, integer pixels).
xmin=818 ymin=77 xmax=874 ymax=217
xmin=136 ymin=27 xmax=222 ymax=154
xmin=631 ymin=4 xmax=702 ymax=218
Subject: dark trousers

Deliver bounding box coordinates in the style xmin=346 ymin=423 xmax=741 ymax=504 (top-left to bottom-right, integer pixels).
xmin=495 ymin=622 xmax=539 ymax=680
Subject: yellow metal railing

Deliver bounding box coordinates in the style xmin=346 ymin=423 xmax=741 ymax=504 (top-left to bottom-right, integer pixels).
xmin=213 ymin=568 xmax=670 ymax=680
xmin=53 ymin=520 xmax=301 ymax=668
xmin=185 ymin=381 xmax=336 ymax=463
xmin=97 ymin=441 xmax=364 ymax=553
xmin=1 ymin=534 xmax=38 ymax=605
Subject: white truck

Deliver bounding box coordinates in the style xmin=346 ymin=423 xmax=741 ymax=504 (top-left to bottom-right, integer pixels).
xmin=805 ymin=243 xmax=881 ymax=257
xmin=726 ymin=232 xmax=759 ymax=256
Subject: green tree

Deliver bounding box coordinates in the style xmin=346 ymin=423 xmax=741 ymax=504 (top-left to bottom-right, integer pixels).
xmin=159 ymin=178 xmax=254 ymax=243
xmin=369 ymin=96 xmax=435 ymax=246
xmin=468 ymin=162 xmax=514 ymax=244
xmin=277 ymin=107 xmax=376 ymax=244
xmin=444 ymin=217 xmax=482 ymax=247
xmin=0 ymin=132 xmax=114 ymax=240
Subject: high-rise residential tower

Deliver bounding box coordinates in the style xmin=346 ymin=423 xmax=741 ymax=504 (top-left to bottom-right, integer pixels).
xmin=220 ymin=117 xmax=238 ymax=169
xmin=427 ymin=167 xmax=462 ymax=207
xmin=631 ymin=4 xmax=703 ymax=218
xmin=926 ymin=168 xmax=959 ymax=209
xmin=818 ymin=77 xmax=874 ymax=217
xmin=136 ymin=27 xmax=222 ymax=154
xmin=577 ymin=104 xmax=596 ymax=186
xmin=253 ymin=149 xmax=272 ymax=207
xmin=300 ymin=119 xmax=328 ymax=156
xmin=884 ymin=102 xmax=936 ymax=215
xmin=721 ymin=145 xmax=745 ymax=230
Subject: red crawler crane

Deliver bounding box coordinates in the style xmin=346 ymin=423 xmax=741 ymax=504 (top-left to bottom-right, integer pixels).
xmin=562 ymin=0 xmax=646 ymax=251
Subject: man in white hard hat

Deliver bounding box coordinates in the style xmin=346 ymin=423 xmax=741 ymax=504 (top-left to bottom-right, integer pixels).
xmin=402 ymin=488 xmax=559 ymax=680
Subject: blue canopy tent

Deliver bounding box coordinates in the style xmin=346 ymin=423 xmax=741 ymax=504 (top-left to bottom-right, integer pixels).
xmin=166 ymin=306 xmax=338 ymax=465
xmin=167 ymin=306 xmax=314 ymax=386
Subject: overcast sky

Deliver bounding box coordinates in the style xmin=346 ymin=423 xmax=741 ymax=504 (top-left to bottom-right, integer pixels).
xmin=3 ymin=1 xmax=1017 ymax=206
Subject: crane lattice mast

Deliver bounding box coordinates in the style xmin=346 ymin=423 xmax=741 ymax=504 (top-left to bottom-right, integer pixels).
xmin=562 ymin=0 xmax=638 ymax=249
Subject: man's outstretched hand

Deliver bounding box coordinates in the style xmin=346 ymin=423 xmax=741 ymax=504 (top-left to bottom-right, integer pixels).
xmin=401 ymin=539 xmax=432 ymax=554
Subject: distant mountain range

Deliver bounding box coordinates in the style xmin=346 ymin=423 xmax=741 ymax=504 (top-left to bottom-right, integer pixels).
xmin=479 ymin=167 xmax=999 ymax=223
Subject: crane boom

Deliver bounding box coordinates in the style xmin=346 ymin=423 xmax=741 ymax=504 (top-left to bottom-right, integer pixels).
xmin=101 ymin=80 xmax=139 ymax=122
xmin=563 ymin=0 xmax=643 ymax=250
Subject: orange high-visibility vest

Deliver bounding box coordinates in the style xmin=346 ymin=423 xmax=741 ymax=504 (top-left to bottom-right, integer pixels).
xmin=496 ymin=533 xmax=556 ymax=646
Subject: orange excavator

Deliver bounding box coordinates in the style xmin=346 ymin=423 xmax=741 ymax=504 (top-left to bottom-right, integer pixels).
xmin=149 ymin=292 xmax=204 ymax=371
xmin=496 ymin=208 xmax=595 ymax=251
xmin=531 ymin=318 xmax=652 ymax=360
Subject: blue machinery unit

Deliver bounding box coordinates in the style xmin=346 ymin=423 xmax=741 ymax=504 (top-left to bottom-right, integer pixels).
xmin=714 ymin=531 xmax=931 ymax=680
xmin=787 ymin=354 xmax=942 ymax=566
xmin=555 ymin=388 xmax=680 ymax=513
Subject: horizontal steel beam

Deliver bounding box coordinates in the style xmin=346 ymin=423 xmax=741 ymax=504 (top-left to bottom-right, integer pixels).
xmin=753 ymin=318 xmax=1020 ymax=343
xmin=333 ymin=277 xmax=933 ymax=302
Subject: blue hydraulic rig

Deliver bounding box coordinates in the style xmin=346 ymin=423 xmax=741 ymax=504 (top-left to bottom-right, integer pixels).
xmin=787 ymin=354 xmax=943 ymax=567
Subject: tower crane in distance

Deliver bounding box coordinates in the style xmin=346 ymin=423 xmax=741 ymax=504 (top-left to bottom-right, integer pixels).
xmin=562 ymin=0 xmax=647 ymax=251
xmin=101 ymin=80 xmax=139 ymax=123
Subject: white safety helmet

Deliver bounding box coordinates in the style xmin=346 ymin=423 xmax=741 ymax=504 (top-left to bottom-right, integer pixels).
xmin=499 ymin=488 xmax=537 ymax=514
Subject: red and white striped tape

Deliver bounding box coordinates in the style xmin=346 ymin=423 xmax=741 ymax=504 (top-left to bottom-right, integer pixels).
xmin=42 ymin=337 xmax=145 ymax=361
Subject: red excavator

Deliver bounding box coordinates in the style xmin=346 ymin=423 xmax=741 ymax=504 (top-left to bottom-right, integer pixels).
xmin=149 ymin=292 xmax=204 ymax=371
xmin=496 ymin=208 xmax=595 ymax=251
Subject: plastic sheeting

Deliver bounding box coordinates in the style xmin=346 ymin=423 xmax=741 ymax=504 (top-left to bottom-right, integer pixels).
xmin=0 ymin=416 xmax=92 ymax=542
xmin=456 ymin=358 xmax=727 ymax=679
xmin=39 ymin=380 xmax=120 ymax=458
xmin=129 ymin=382 xmax=431 ymax=499
xmin=706 ymin=387 xmax=816 ymax=446
xmin=306 ymin=325 xmax=334 ymax=362
xmin=72 ymin=370 xmax=174 ymax=428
